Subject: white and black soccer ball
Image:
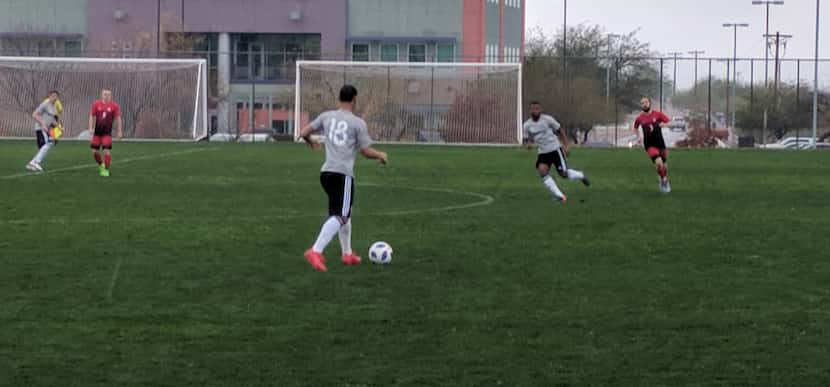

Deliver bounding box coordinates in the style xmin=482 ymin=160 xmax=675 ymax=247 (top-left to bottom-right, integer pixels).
xmin=368 ymin=241 xmax=393 ymax=265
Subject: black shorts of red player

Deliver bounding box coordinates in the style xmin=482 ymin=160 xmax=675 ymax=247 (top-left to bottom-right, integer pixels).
xmin=90 ymin=134 xmax=113 ymax=150
xmin=536 ymin=148 xmax=569 ymax=177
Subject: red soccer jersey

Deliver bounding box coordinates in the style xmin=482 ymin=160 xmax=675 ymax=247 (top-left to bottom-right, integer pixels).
xmin=634 ymin=110 xmax=670 ymax=137
xmin=90 ymin=100 xmax=121 ymax=135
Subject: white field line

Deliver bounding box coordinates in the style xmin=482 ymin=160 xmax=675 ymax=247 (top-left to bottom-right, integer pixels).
xmin=106 ymin=255 xmax=124 ymax=301
xmin=0 ymin=181 xmax=495 ymax=225
xmin=0 ymin=148 xmax=214 ymax=180
xmin=359 ymin=182 xmax=495 ymax=216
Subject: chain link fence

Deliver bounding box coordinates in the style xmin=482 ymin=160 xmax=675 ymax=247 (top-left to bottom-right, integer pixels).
xmin=2 ymin=48 xmax=828 ymax=147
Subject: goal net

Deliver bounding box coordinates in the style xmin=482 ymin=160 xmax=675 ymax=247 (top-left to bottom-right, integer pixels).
xmin=295 ymin=61 xmax=522 ymax=145
xmin=0 ymin=56 xmax=208 ymax=140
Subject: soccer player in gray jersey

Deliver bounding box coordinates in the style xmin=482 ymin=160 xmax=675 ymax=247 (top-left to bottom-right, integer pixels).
xmin=298 ymin=85 xmax=388 ymax=272
xmin=26 ymin=90 xmax=60 ymax=172
xmin=523 ymin=101 xmax=590 ymax=202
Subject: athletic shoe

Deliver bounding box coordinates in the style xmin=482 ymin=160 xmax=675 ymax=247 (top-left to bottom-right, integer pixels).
xmin=304 ymin=249 xmax=327 ymax=272
xmin=31 ymin=162 xmax=44 ymax=172
xmin=554 ymin=193 xmax=568 ymax=202
xmin=342 ymin=254 xmax=362 ymax=265
xmin=25 ymin=162 xmax=40 ymax=172
xmin=663 ymin=181 xmax=672 ymax=193
xmin=581 ymin=174 xmax=591 ymax=187
xmin=99 ymin=164 xmax=108 ymax=177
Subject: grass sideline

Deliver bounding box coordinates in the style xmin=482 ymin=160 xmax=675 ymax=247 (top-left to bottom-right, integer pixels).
xmin=1 ymin=141 xmax=829 ymax=386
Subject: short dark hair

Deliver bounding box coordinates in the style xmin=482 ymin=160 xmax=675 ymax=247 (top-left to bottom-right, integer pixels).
xmin=529 ymin=100 xmax=541 ymax=106
xmin=49 ymin=90 xmax=60 ymax=96
xmin=339 ymin=85 xmax=358 ymax=103
xmin=641 ymin=96 xmax=652 ymax=102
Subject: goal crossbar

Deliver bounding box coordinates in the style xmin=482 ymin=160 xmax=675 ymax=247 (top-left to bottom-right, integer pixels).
xmin=0 ymin=56 xmax=206 ymax=65
xmin=0 ymin=56 xmax=208 ymax=141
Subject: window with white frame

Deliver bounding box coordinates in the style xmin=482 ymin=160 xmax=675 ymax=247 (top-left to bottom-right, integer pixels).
xmin=436 ymin=44 xmax=454 ymax=63
xmin=408 ymin=44 xmax=426 ymax=62
xmin=380 ymin=43 xmax=398 ymax=62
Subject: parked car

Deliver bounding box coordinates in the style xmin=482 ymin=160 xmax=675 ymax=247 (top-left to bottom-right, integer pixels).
xmin=760 ymin=137 xmax=819 ymax=149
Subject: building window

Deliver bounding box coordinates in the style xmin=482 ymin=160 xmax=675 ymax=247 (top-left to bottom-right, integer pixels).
xmin=436 ymin=44 xmax=454 ymax=63
xmin=234 ymin=41 xmax=249 ymax=77
xmin=381 ymin=44 xmax=398 ymax=62
xmin=408 ymin=44 xmax=426 ymax=62
xmin=352 ymin=43 xmax=370 ymax=61
xmin=230 ymin=33 xmax=321 ymax=81
xmin=64 ymin=40 xmax=83 ymax=57
xmin=37 ymin=40 xmax=55 ymax=56
xmin=272 ymin=120 xmax=289 ymax=134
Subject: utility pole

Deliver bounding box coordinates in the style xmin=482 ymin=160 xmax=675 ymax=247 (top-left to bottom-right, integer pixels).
xmin=763 ymin=32 xmax=793 ymax=103
xmin=752 ymin=1 xmax=785 ymax=87
xmin=723 ymin=23 xmax=749 ymax=129
xmin=688 ymin=50 xmax=705 ymax=95
xmin=667 ymin=52 xmax=683 ymax=97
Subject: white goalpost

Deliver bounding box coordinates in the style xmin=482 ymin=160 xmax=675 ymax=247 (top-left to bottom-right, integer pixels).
xmin=0 ymin=56 xmax=208 ymax=141
xmin=295 ymin=60 xmax=523 ymax=145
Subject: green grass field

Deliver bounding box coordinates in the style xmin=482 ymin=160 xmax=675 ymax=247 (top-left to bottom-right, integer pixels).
xmin=1 ymin=140 xmax=829 ymax=386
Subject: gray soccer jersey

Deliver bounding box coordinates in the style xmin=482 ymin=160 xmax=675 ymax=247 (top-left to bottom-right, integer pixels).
xmin=33 ymin=100 xmax=57 ymax=131
xmin=310 ymin=109 xmax=372 ymax=177
xmin=523 ymin=114 xmax=562 ymax=154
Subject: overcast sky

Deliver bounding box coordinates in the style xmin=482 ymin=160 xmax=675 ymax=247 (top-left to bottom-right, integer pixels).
xmin=526 ymin=0 xmax=826 ymax=58
xmin=525 ymin=0 xmax=829 ymax=87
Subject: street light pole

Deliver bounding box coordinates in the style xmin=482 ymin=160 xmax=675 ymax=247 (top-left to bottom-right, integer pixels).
xmin=723 ymin=23 xmax=749 ymax=129
xmin=562 ymin=0 xmax=568 ymax=112
xmin=813 ymin=0 xmax=820 ymax=148
xmin=157 ymin=0 xmax=161 ymax=55
xmin=752 ymin=1 xmax=784 ymax=88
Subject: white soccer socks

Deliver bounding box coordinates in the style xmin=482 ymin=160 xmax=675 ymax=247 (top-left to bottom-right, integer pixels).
xmin=338 ymin=219 xmax=353 ymax=255
xmin=566 ymin=169 xmax=585 ymax=181
xmin=312 ymin=217 xmax=342 ymax=253
xmin=32 ymin=142 xmax=53 ymax=165
xmin=542 ymin=175 xmax=565 ymax=199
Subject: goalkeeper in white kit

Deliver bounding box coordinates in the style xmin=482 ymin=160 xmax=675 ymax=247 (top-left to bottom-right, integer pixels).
xmin=26 ymin=90 xmax=62 ymax=172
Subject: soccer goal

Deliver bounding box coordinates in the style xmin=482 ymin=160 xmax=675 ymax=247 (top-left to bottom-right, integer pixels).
xmin=0 ymin=56 xmax=208 ymax=141
xmin=295 ymin=60 xmax=522 ymax=145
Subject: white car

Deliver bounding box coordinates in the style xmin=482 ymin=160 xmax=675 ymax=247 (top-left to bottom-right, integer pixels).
xmin=761 ymin=137 xmax=819 ymax=149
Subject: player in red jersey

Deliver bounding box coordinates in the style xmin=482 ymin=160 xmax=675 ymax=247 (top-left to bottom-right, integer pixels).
xmin=633 ymin=97 xmax=672 ymax=193
xmin=88 ymin=88 xmax=123 ymax=177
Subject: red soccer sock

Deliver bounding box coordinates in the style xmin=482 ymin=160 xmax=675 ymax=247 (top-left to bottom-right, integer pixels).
xmin=104 ymin=154 xmax=112 ymax=169
xmin=93 ymin=151 xmax=102 ymax=165
xmin=658 ymin=166 xmax=668 ymax=178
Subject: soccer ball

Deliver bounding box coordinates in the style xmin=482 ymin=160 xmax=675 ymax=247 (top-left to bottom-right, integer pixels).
xmin=368 ymin=241 xmax=393 ymax=265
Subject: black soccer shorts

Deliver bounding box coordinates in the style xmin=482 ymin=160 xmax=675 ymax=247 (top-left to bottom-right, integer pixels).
xmin=536 ymin=148 xmax=568 ymax=175
xmin=320 ymin=172 xmax=354 ymax=219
